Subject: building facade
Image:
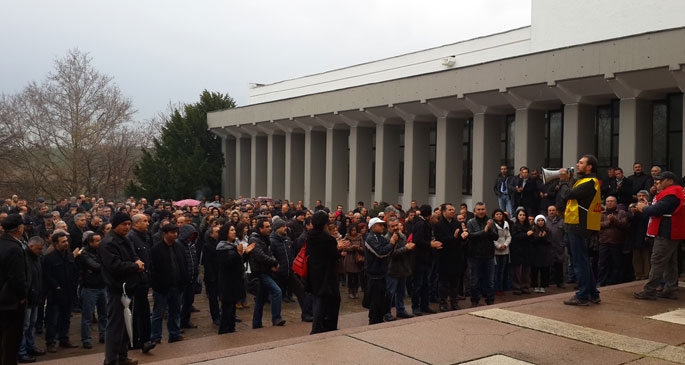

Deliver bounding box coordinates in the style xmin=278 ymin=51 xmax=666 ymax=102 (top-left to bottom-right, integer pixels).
xmin=209 ymin=0 xmax=685 ymax=211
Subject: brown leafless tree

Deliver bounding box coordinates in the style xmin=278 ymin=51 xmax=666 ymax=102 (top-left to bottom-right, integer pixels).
xmin=0 ymin=49 xmax=146 ymax=201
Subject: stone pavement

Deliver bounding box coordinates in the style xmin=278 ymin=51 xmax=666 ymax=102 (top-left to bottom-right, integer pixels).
xmin=39 ymin=279 xmax=685 ymax=364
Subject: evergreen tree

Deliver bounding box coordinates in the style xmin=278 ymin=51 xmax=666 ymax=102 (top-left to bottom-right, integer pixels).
xmin=130 ymin=90 xmax=235 ymax=199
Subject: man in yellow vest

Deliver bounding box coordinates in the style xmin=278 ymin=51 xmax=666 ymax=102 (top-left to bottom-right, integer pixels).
xmin=562 ymin=155 xmax=602 ymax=306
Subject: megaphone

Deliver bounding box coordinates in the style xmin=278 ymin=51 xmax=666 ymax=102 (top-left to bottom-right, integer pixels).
xmin=542 ymin=167 xmax=574 ymax=184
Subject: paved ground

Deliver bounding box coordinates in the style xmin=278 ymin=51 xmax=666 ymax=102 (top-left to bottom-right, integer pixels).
xmin=38 ymin=280 xmax=577 ymax=363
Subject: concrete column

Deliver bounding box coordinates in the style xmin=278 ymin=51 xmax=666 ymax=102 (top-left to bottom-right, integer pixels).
xmin=374 ymin=123 xmax=401 ymax=204
xmin=235 ymin=137 xmax=251 ymax=199
xmin=348 ymin=126 xmax=373 ymax=210
xmin=267 ymin=134 xmax=286 ymax=199
xmin=514 ymin=108 xmax=547 ymax=171
xmin=325 ymin=128 xmax=349 ymax=209
xmin=618 ymin=98 xmax=652 ymax=170
xmin=472 ymin=113 xmax=502 ymax=210
xmin=562 ymin=103 xmax=596 ymax=167
xmin=403 ymin=119 xmax=430 ymax=207
xmin=435 ymin=117 xmax=463 ymax=205
xmin=221 ymin=137 xmax=236 ymax=198
xmin=285 ymin=132 xmax=305 ymax=202
xmin=304 ymin=129 xmax=326 ymax=208
xmin=250 ymin=135 xmax=267 ymax=197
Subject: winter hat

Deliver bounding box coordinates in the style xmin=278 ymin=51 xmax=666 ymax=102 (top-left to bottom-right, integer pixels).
xmin=111 ymin=212 xmax=131 ymax=229
xmin=272 ymin=217 xmax=287 ymax=231
xmin=534 ymin=214 xmax=547 ymax=224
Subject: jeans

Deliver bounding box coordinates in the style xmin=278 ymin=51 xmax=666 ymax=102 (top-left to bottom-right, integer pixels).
xmin=80 ymin=287 xmax=107 ymax=344
xmin=498 ymin=194 xmax=513 ymax=217
xmin=252 ymin=274 xmax=282 ymax=328
xmin=567 ymin=232 xmax=599 ymax=300
xmin=386 ymin=276 xmax=408 ymax=315
xmin=150 ymin=287 xmax=183 ymax=342
xmin=469 ymin=257 xmax=495 ymax=304
xmin=18 ymin=305 xmax=38 ymax=356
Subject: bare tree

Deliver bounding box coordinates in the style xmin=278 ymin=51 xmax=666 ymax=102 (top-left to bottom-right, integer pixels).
xmin=0 ymin=49 xmax=142 ymax=201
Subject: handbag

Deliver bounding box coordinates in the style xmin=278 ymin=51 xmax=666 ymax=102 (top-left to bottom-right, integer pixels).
xmin=292 ymin=243 xmax=308 ymax=279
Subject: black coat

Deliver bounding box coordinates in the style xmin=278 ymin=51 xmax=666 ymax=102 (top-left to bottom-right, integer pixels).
xmin=306 ymin=230 xmax=340 ymax=296
xmin=0 ymin=233 xmax=27 ymax=311
xmin=202 ymin=235 xmax=219 ymax=284
xmin=270 ymin=232 xmax=294 ymax=278
xmin=510 ymin=222 xmax=533 ymax=265
xmin=466 ymin=216 xmax=498 ymax=259
xmin=216 ymin=240 xmax=245 ymax=303
xmin=411 ymin=216 xmax=434 ymax=270
xmin=434 ymin=216 xmax=465 ymax=275
xmin=150 ymin=241 xmax=188 ymax=295
xmin=76 ymin=247 xmax=105 ymax=289
xmin=42 ymin=248 xmax=75 ymax=302
xmin=99 ymin=231 xmax=141 ymax=294
xmin=247 ymin=232 xmax=278 ymax=276
xmin=25 ymin=248 xmax=42 ymax=306
xmin=127 ymin=229 xmax=152 ymax=289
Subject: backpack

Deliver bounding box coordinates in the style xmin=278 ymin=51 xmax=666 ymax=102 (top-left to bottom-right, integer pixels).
xmin=292 ymin=242 xmax=308 ymax=279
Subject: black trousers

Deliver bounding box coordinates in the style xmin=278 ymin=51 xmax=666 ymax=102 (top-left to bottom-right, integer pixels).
xmin=45 ymin=294 xmax=71 ymax=345
xmin=105 ymin=289 xmax=130 ymax=365
xmin=132 ymin=288 xmax=151 ymax=348
xmin=310 ymin=294 xmax=340 ymax=334
xmin=218 ymin=299 xmax=237 ymax=334
xmin=205 ymin=281 xmax=220 ymax=323
xmin=0 ymin=304 xmax=25 ymax=365
xmin=365 ymin=277 xmax=387 ymax=325
xmin=180 ymin=284 xmax=196 ymax=326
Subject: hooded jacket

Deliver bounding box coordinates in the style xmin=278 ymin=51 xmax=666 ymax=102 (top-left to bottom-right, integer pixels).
xmin=178 ymin=225 xmax=199 ymax=283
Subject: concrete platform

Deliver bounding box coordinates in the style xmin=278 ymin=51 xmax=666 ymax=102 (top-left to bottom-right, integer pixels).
xmin=39 ymin=280 xmax=685 ymax=364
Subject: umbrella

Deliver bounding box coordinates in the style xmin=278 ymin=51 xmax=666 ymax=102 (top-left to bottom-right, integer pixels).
xmin=121 ymin=283 xmax=134 ymax=347
xmin=173 ymin=199 xmax=201 ymax=207
xmin=205 ymin=202 xmax=221 ymax=208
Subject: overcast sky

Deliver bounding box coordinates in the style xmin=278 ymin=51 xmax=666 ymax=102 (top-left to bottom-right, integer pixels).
xmin=1 ymin=0 xmax=531 ymax=122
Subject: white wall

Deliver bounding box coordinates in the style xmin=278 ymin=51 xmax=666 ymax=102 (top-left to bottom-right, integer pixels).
xmin=531 ymin=0 xmax=685 ymax=52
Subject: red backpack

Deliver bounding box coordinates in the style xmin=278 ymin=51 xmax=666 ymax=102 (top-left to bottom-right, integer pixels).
xmin=292 ymin=242 xmax=308 ymax=279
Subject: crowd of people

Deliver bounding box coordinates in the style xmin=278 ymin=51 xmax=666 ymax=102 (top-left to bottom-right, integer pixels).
xmin=1 ymin=155 xmax=684 ymax=364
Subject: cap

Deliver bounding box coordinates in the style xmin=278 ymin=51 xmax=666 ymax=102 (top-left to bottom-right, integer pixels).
xmin=1 ymin=213 xmax=24 ymax=231
xmin=368 ymin=217 xmax=386 ymax=229
xmin=37 ymin=197 xmax=45 ymax=203
xmin=654 ymin=171 xmax=678 ymax=181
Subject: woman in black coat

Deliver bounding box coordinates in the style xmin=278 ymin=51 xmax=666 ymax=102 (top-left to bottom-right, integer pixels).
xmin=509 ymin=208 xmax=533 ymax=295
xmin=216 ymin=224 xmax=245 ymax=334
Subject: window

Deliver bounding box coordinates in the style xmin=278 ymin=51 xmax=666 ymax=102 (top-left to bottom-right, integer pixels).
xmin=500 ymin=114 xmax=515 ymax=170
xmin=596 ymin=100 xmax=620 ymax=177
xmin=462 ymin=119 xmax=473 ymax=195
xmin=653 ymin=93 xmax=683 ymax=176
xmin=545 ymin=110 xmax=564 ymax=168
xmin=429 ymin=126 xmax=436 ymax=194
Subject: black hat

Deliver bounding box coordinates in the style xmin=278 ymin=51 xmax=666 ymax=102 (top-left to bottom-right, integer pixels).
xmin=654 ymin=171 xmax=678 ymax=181
xmin=37 ymin=197 xmax=45 ymax=203
xmin=1 ymin=213 xmax=24 ymax=231
xmin=23 ymin=215 xmax=34 ymax=226
xmin=161 ymin=223 xmax=179 ymax=233
xmin=272 ymin=217 xmax=287 ymax=231
xmin=111 ymin=212 xmax=131 ymax=229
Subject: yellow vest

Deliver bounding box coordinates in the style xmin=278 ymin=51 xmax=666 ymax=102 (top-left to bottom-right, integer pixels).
xmin=564 ymin=177 xmax=602 ymax=231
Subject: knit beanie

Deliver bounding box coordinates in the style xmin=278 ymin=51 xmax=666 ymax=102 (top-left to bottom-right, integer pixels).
xmin=111 ymin=212 xmax=131 ymax=229
xmin=272 ymin=217 xmax=287 ymax=231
